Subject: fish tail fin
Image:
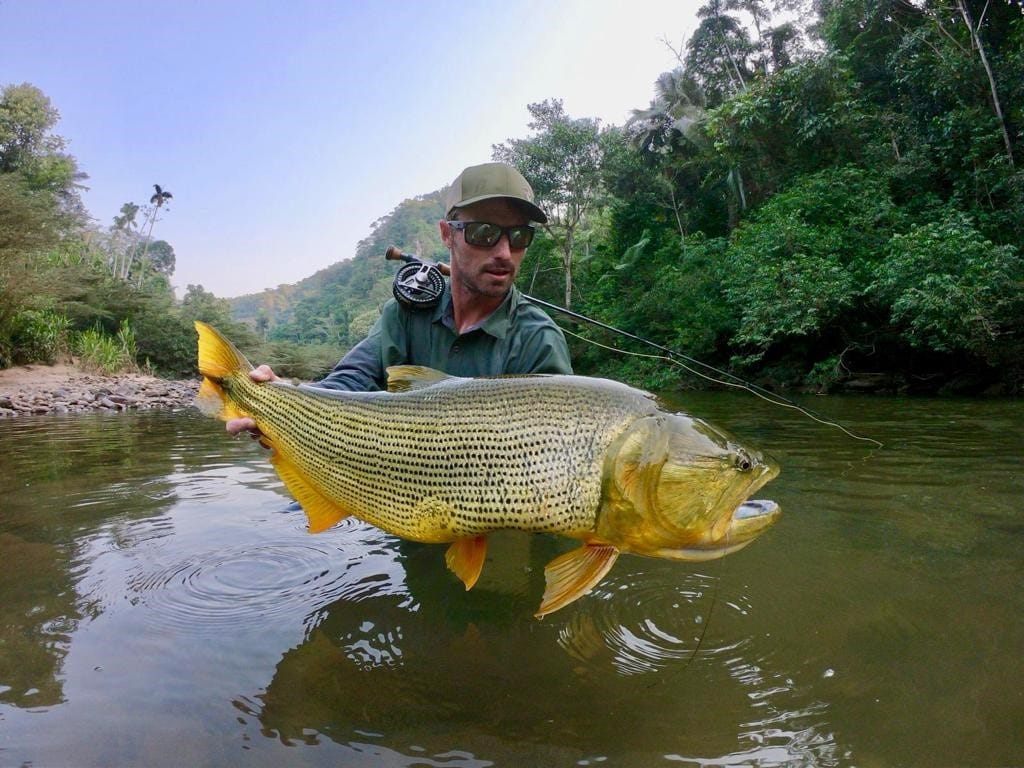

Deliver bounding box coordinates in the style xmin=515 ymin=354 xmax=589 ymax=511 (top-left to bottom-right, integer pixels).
xmin=194 ymin=321 xmax=254 ymax=422
xmin=195 ymin=321 xmax=253 ymax=380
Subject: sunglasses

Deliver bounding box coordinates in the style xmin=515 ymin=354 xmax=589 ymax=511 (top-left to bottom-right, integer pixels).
xmin=448 ymin=221 xmax=536 ymax=250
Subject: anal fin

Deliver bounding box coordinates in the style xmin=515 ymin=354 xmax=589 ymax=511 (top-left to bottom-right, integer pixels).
xmin=445 ymin=536 xmax=488 ymax=590
xmin=537 ymin=544 xmax=619 ymax=618
xmin=270 ymin=451 xmax=351 ymax=533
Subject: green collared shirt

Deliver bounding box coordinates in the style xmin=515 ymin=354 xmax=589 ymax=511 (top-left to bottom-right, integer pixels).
xmin=317 ymin=284 xmax=573 ymax=391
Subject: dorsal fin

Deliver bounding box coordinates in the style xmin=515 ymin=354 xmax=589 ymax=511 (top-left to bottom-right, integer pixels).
xmin=386 ymin=365 xmax=453 ymax=393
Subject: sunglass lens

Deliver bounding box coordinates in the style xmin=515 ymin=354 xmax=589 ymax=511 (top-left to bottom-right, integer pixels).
xmin=465 ymin=222 xmax=502 ymax=247
xmin=508 ymin=226 xmax=534 ymax=249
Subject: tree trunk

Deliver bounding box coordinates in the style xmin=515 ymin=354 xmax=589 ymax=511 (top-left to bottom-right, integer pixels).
xmin=563 ymin=228 xmax=574 ymax=309
xmin=956 ymin=0 xmax=1015 ymax=167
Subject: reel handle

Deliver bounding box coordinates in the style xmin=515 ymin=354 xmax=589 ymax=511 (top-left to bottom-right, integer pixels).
xmin=385 ymin=245 xmax=451 ymax=275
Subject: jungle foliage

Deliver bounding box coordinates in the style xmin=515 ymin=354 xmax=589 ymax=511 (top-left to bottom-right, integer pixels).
xmin=2 ymin=0 xmax=1022 ymax=393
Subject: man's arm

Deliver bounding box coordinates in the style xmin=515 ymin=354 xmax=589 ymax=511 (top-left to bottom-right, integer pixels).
xmin=315 ymin=335 xmax=385 ymax=391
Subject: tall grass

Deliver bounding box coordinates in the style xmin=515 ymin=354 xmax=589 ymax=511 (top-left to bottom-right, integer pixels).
xmin=75 ymin=319 xmax=139 ymax=375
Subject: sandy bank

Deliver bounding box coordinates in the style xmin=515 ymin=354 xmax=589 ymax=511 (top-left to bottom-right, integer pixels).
xmin=0 ymin=363 xmax=198 ymax=417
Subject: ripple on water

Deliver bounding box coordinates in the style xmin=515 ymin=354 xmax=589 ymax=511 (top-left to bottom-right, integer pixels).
xmin=557 ymin=568 xmax=749 ymax=676
xmin=126 ymin=518 xmax=407 ymax=636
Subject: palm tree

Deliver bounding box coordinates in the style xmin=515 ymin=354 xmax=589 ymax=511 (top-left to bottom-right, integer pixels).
xmin=150 ymin=184 xmax=173 ymax=208
xmin=626 ymin=68 xmax=707 ymax=156
xmin=136 ymin=184 xmax=173 ymax=287
xmin=626 ymin=70 xmax=710 ymax=241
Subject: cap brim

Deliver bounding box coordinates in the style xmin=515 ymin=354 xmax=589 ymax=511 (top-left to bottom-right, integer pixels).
xmin=451 ymin=194 xmax=548 ymax=224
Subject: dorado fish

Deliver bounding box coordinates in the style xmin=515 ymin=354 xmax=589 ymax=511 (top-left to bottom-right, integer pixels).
xmin=194 ymin=321 xmax=780 ymax=617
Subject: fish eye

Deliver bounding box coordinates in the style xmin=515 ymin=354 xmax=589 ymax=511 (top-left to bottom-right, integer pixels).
xmin=735 ymin=451 xmax=753 ymax=471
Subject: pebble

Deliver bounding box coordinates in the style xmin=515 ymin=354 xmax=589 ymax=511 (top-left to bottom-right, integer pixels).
xmin=0 ymin=370 xmax=199 ymax=417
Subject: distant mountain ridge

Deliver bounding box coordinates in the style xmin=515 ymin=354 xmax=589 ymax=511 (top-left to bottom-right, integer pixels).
xmin=229 ymin=190 xmax=448 ymax=346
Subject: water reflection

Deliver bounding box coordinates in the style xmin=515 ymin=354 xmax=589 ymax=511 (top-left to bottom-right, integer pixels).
xmin=1 ymin=398 xmax=1022 ymax=767
xmin=0 ymin=532 xmax=76 ymax=707
xmin=231 ymin=524 xmax=845 ymax=766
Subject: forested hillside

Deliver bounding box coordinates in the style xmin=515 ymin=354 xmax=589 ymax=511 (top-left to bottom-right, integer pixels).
xmin=3 ymin=0 xmax=1022 ymax=392
xmin=230 ymin=191 xmax=447 ymax=346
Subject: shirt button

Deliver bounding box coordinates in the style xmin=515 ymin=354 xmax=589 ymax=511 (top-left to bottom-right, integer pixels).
xmin=450 ymin=345 xmax=461 ymax=355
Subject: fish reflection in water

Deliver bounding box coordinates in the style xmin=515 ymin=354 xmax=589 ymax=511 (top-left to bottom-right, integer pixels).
xmin=214 ymin=515 xmax=838 ymax=765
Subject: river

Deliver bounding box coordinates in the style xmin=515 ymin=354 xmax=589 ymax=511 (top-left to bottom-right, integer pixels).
xmin=0 ymin=393 xmax=1021 ymax=767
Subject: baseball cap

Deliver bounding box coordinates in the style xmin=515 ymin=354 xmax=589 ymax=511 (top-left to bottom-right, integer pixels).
xmin=444 ymin=162 xmax=548 ymax=224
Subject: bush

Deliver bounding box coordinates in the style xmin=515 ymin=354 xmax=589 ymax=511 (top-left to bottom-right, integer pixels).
xmin=871 ymin=211 xmax=1023 ymax=359
xmin=723 ymin=166 xmax=900 ymax=360
xmin=10 ymin=309 xmax=71 ymax=364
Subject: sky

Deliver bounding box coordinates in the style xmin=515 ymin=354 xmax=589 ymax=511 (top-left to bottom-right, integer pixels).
xmin=1 ymin=0 xmax=703 ymax=298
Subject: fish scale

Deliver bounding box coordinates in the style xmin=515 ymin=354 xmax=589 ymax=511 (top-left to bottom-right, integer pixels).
xmin=224 ymin=371 xmax=654 ymax=542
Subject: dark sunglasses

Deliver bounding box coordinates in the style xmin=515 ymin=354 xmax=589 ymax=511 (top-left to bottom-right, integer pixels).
xmin=448 ymin=221 xmax=535 ymax=250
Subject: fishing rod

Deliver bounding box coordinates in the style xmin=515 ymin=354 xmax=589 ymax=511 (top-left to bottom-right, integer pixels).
xmin=385 ymin=246 xmax=882 ymax=447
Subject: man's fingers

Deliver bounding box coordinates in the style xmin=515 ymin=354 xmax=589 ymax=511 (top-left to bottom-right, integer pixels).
xmin=226 ymin=416 xmax=257 ymax=436
xmin=250 ymin=365 xmax=278 ymax=383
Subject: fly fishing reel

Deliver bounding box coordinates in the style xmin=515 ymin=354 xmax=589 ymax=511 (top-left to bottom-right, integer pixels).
xmin=386 ymin=246 xmax=449 ymax=310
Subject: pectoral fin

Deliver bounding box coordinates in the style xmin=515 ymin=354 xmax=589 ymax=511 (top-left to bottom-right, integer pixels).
xmin=270 ymin=451 xmax=351 ymax=533
xmin=445 ymin=536 xmax=488 ymax=590
xmin=537 ymin=544 xmax=619 ymax=618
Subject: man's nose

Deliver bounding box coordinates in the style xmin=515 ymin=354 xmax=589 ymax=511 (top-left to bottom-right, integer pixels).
xmin=491 ymin=232 xmax=513 ymax=258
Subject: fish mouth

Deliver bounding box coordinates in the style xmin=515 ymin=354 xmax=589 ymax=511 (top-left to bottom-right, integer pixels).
xmin=734 ymin=498 xmax=779 ymax=521
xmin=652 ymin=498 xmax=781 ymax=561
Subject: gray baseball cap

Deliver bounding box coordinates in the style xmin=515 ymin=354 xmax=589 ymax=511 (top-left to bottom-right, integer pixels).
xmin=444 ymin=162 xmax=548 ymax=223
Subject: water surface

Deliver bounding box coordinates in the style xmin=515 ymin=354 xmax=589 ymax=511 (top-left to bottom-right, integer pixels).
xmin=0 ymin=395 xmax=1021 ymax=766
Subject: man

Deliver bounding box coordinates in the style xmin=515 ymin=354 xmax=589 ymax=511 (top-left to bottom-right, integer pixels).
xmin=226 ymin=162 xmax=572 ymax=436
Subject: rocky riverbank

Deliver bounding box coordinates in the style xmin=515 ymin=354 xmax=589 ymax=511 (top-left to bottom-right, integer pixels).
xmin=0 ymin=363 xmax=199 ymax=417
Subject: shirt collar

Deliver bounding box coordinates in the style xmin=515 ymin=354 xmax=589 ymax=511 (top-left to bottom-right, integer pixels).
xmin=434 ymin=283 xmax=520 ymax=340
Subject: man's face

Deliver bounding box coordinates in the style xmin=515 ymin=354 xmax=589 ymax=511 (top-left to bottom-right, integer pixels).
xmin=441 ymin=198 xmax=530 ymax=300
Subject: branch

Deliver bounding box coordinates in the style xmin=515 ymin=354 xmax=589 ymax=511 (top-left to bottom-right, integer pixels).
xmin=659 ymin=35 xmax=688 ymax=68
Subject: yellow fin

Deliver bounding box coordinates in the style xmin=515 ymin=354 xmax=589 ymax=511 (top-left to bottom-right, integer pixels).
xmin=386 ymin=365 xmax=452 ymax=393
xmin=270 ymin=451 xmax=351 ymax=534
xmin=537 ymin=544 xmax=619 ymax=618
xmin=194 ymin=377 xmax=247 ymax=421
xmin=194 ymin=320 xmax=254 ymax=380
xmin=445 ymin=536 xmax=488 ymax=590
xmin=194 ymin=321 xmax=256 ymax=423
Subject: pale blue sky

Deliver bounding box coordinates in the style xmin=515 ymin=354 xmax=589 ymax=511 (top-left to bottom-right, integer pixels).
xmin=2 ymin=0 xmax=702 ymax=298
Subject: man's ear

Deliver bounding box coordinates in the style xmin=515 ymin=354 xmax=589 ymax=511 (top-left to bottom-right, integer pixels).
xmin=438 ymin=219 xmax=454 ymax=248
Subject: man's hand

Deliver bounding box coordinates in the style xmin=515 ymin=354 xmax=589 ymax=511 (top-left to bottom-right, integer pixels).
xmin=225 ymin=365 xmax=279 ymax=440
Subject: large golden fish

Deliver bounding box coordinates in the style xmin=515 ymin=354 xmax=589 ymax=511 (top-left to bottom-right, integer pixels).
xmin=194 ymin=321 xmax=780 ymax=617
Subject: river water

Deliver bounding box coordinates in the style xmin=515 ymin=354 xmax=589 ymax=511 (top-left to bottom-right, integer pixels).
xmin=0 ymin=393 xmax=1021 ymax=767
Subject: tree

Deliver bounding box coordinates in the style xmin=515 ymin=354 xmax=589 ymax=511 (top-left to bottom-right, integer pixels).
xmin=493 ymin=100 xmax=604 ymax=308
xmin=0 ymin=83 xmax=85 ymax=363
xmin=110 ymin=202 xmax=140 ymax=279
xmin=145 ymin=240 xmax=176 ymax=277
xmin=923 ymin=0 xmax=1016 ymax=167
xmin=0 ymin=83 xmax=62 ymax=174
xmin=686 ymin=0 xmax=756 ymax=105
xmin=0 ymin=83 xmax=85 ymax=217
xmin=0 ymin=173 xmax=62 ymax=354
xmin=135 ymin=184 xmax=173 ymax=287
xmin=624 ymin=70 xmax=711 ymax=243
